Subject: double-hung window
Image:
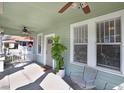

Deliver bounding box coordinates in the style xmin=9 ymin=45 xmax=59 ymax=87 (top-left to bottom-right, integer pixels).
xmin=37 ymin=34 xmax=42 ymax=54
xmin=72 ymin=24 xmax=88 ymax=64
xmin=96 ymin=17 xmax=121 ymax=71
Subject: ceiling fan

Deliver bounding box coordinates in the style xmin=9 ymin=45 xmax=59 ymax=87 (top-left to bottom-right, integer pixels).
xmin=21 ymin=26 xmax=33 ymax=41
xmin=22 ymin=26 xmax=32 ymax=35
xmin=58 ymin=2 xmax=90 ymax=14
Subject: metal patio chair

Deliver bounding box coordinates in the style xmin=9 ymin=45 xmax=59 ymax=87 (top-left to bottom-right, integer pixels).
xmin=69 ymin=65 xmax=98 ymax=89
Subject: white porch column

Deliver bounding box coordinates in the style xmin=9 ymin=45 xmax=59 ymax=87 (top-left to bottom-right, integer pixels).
xmin=87 ymin=21 xmax=96 ymax=68
xmin=121 ymin=13 xmax=124 ymax=74
xmin=0 ymin=28 xmax=5 ymax=72
xmin=0 ymin=36 xmax=3 ymax=55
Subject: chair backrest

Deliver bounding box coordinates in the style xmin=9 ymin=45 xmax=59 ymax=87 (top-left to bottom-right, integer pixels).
xmin=83 ymin=66 xmax=98 ymax=81
xmin=105 ymin=82 xmax=117 ymax=90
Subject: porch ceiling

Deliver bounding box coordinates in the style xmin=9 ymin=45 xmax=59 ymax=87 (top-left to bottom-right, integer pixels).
xmin=0 ymin=2 xmax=124 ymax=36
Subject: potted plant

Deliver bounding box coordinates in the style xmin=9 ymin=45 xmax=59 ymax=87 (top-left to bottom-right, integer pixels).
xmin=51 ymin=35 xmax=67 ymax=78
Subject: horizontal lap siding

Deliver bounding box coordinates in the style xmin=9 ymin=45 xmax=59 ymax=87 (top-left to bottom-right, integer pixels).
xmin=35 ymin=9 xmax=124 ymax=90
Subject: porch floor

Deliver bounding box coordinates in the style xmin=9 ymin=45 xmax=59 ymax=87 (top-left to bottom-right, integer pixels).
xmin=0 ymin=62 xmax=79 ymax=90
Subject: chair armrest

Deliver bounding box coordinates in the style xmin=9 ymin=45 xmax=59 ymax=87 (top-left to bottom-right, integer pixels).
xmin=69 ymin=71 xmax=83 ymax=77
xmin=84 ymin=79 xmax=95 ymax=88
xmin=69 ymin=71 xmax=83 ymax=83
xmin=85 ymin=79 xmax=94 ymax=83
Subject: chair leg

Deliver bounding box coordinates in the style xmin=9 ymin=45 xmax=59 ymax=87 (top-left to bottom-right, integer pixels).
xmin=103 ymin=82 xmax=108 ymax=90
xmin=84 ymin=81 xmax=86 ymax=88
xmin=69 ymin=72 xmax=72 ymax=78
xmin=82 ymin=66 xmax=86 ymax=80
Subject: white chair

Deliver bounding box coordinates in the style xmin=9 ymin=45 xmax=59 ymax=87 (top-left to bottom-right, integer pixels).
xmin=40 ymin=73 xmax=73 ymax=90
xmin=4 ymin=63 xmax=45 ymax=90
xmin=9 ymin=70 xmax=31 ymax=90
xmin=0 ymin=75 xmax=10 ymax=90
xmin=70 ymin=66 xmax=98 ymax=89
xmin=23 ymin=63 xmax=45 ymax=82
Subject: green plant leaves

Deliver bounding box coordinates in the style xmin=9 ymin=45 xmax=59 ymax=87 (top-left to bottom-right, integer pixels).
xmin=51 ymin=35 xmax=67 ymax=72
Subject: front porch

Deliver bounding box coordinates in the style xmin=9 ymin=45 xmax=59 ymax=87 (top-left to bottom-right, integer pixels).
xmin=0 ymin=2 xmax=124 ymax=90
xmin=0 ymin=62 xmax=77 ymax=90
xmin=0 ymin=61 xmax=124 ymax=90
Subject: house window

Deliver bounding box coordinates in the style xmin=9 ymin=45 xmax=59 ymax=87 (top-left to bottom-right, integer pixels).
xmin=72 ymin=25 xmax=88 ymax=64
xmin=37 ymin=34 xmax=42 ymax=54
xmin=96 ymin=17 xmax=121 ymax=71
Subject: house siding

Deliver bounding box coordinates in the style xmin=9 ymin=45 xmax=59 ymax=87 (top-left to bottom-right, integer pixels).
xmin=35 ymin=9 xmax=124 ymax=89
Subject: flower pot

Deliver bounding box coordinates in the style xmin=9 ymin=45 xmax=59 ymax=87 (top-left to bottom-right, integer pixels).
xmin=56 ymin=69 xmax=65 ymax=78
xmin=52 ymin=60 xmax=56 ymax=70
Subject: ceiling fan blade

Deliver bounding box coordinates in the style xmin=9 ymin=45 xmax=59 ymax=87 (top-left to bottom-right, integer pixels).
xmin=80 ymin=2 xmax=90 ymax=14
xmin=58 ymin=2 xmax=73 ymax=13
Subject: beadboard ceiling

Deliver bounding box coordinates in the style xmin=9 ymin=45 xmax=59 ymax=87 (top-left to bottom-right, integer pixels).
xmin=0 ymin=2 xmax=124 ymax=35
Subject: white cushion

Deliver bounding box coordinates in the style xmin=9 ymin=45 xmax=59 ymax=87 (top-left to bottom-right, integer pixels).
xmin=0 ymin=76 xmax=10 ymax=90
xmin=23 ymin=63 xmax=45 ymax=82
xmin=2 ymin=63 xmax=45 ymax=90
xmin=40 ymin=73 xmax=73 ymax=90
xmin=9 ymin=70 xmax=31 ymax=90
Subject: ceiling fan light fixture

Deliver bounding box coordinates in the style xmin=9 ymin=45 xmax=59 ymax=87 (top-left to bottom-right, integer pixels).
xmin=23 ymin=27 xmax=28 ymax=32
xmin=80 ymin=2 xmax=88 ymax=8
xmin=80 ymin=2 xmax=90 ymax=14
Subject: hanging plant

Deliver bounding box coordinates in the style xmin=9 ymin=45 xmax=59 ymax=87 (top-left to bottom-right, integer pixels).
xmin=51 ymin=35 xmax=67 ymax=73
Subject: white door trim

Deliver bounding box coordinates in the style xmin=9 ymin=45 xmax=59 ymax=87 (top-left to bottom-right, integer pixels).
xmin=43 ymin=33 xmax=55 ymax=67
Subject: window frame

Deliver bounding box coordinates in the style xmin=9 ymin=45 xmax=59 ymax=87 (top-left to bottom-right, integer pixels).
xmin=70 ymin=9 xmax=124 ymax=75
xmin=37 ymin=33 xmax=43 ymax=55
xmin=70 ymin=24 xmax=88 ymax=65
xmin=96 ymin=17 xmax=121 ymax=71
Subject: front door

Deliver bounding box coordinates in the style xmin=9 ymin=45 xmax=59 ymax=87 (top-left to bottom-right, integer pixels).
xmin=46 ymin=37 xmax=53 ymax=67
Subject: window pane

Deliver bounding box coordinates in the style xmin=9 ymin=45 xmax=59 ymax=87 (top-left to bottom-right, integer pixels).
xmin=38 ymin=36 xmax=41 ymax=54
xmin=105 ymin=21 xmax=109 ymax=43
xmin=97 ymin=23 xmax=100 ymax=42
xmin=74 ymin=45 xmax=87 ymax=64
xmin=78 ymin=26 xmax=82 ymax=43
xmin=110 ymin=20 xmax=114 ymax=42
xmin=97 ymin=45 xmax=120 ymax=71
xmin=74 ymin=27 xmax=78 ymax=43
xmin=85 ymin=25 xmax=88 ymax=43
xmin=97 ymin=17 xmax=121 ymax=43
xmin=73 ymin=25 xmax=88 ymax=43
xmin=77 ymin=27 xmax=79 ymax=43
xmin=100 ymin=22 xmax=104 ymax=43
xmin=81 ymin=26 xmax=84 ymax=43
xmin=115 ymin=18 xmax=121 ymax=42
